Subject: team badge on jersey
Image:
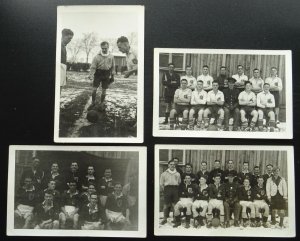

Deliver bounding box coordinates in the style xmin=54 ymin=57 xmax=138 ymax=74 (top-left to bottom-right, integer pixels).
xmin=188 ymin=187 xmax=193 ymax=193
xmin=268 ymin=99 xmax=272 ymax=103
xmin=117 ymin=199 xmax=123 ymax=208
xmin=207 ymin=81 xmax=211 ymax=85
xmin=200 ymin=95 xmax=203 ymax=100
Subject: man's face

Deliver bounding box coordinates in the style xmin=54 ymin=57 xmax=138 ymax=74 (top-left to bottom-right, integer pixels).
xmin=48 ymin=181 xmax=56 ymax=190
xmin=201 ymin=162 xmax=207 ymax=171
xmin=243 ymin=163 xmax=249 ymax=171
xmin=32 ymin=158 xmax=40 ymax=169
xmin=244 ymin=179 xmax=250 ymax=187
xmin=220 ymin=68 xmax=226 ymax=75
xmin=258 ymin=178 xmax=264 ymax=186
xmin=197 ymin=81 xmax=203 ymax=90
xmin=168 ymin=65 xmax=175 ymax=73
xmin=214 ymin=176 xmax=221 ymax=185
xmin=69 ymin=182 xmax=77 ymax=191
xmin=199 ymin=177 xmax=206 ymax=185
xmin=186 ymin=67 xmax=192 ymax=76
xmin=117 ymin=41 xmax=128 ymax=53
xmin=245 ymin=83 xmax=252 ymax=91
xmin=168 ymin=161 xmax=175 ymax=171
xmin=254 ymin=167 xmax=260 ymax=175
xmin=24 ymin=178 xmax=32 ymax=188
xmin=51 ymin=163 xmax=59 ymax=172
xmin=237 ymin=66 xmax=244 ymax=75
xmin=228 ymin=161 xmax=234 ymax=169
xmin=44 ymin=193 xmax=53 ymax=203
xmin=62 ymin=34 xmax=73 ymax=45
xmin=88 ymin=166 xmax=95 ymax=175
xmin=101 ymin=44 xmax=109 ymax=54
xmin=114 ymin=184 xmax=122 ymax=194
xmin=181 ymin=80 xmax=188 ymax=89
xmin=274 ymin=168 xmax=280 ymax=176
xmin=184 ymin=175 xmax=191 ymax=184
xmin=173 ymin=159 xmax=179 ymax=166
xmin=263 ymin=84 xmax=270 ymax=92
xmin=267 ymin=165 xmax=273 ymax=174
xmin=271 ymin=68 xmax=277 ymax=76
xmin=212 ymin=83 xmax=219 ymax=91
xmin=88 ymin=185 xmax=96 ymax=193
xmin=90 ymin=194 xmax=98 ymax=205
xmin=71 ymin=162 xmax=78 ymax=172
xmin=253 ymin=70 xmax=260 ymax=78
xmin=228 ymin=81 xmax=234 ymax=89
xmin=104 ymin=169 xmax=112 ymax=178
xmin=214 ymin=161 xmax=220 ymax=169
xmin=185 ymin=165 xmax=192 ymax=173
xmin=203 ymin=67 xmax=209 ymax=75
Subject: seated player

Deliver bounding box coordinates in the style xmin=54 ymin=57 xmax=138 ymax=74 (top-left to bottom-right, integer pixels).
xmin=173 ymin=175 xmax=196 ymax=228
xmin=42 ymin=180 xmax=61 ymax=206
xmin=98 ymin=168 xmax=114 ymax=207
xmin=34 ymin=191 xmax=60 ymax=229
xmin=253 ymin=176 xmax=270 ymax=228
xmin=232 ymin=65 xmax=248 ymax=93
xmin=239 ymin=178 xmax=256 ymax=227
xmin=188 ymin=80 xmax=207 ymax=130
xmin=206 ymin=173 xmax=225 ymax=228
xmin=197 ymin=65 xmax=213 ymax=91
xmin=238 ymin=81 xmax=258 ymax=130
xmin=223 ymin=171 xmax=241 ymax=227
xmin=80 ymin=183 xmax=97 ymax=208
xmin=182 ymin=163 xmax=197 ymax=184
xmin=223 ymin=77 xmax=240 ymax=131
xmin=14 ymin=176 xmax=39 ymax=229
xmin=203 ymin=81 xmax=224 ymax=129
xmin=82 ymin=165 xmax=97 ymax=191
xmin=181 ymin=65 xmax=197 ymax=90
xmin=80 ymin=193 xmax=105 ymax=230
xmin=192 ymin=175 xmax=209 ymax=228
xmin=59 ymin=181 xmax=80 ymax=229
xmin=169 ymin=79 xmax=192 ymax=130
xmin=105 ymin=182 xmax=131 ymax=230
xmin=266 ymin=167 xmax=288 ymax=228
xmin=249 ymin=68 xmax=264 ymax=94
xmin=257 ymin=83 xmax=276 ymax=131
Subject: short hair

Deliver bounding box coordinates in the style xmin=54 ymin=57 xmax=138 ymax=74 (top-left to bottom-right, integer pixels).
xmin=88 ymin=183 xmax=96 ymax=188
xmin=214 ymin=173 xmax=222 ymax=178
xmin=237 ymin=65 xmax=244 ymax=69
xmin=227 ymin=160 xmax=234 ymax=164
xmin=264 ymin=83 xmax=270 ymax=86
xmin=220 ymin=66 xmax=227 ymax=70
xmin=214 ymin=160 xmax=220 ymax=163
xmin=199 ymin=174 xmax=208 ymax=180
xmin=114 ymin=182 xmax=123 ymax=187
xmin=90 ymin=192 xmax=98 ymax=198
xmin=254 ymin=165 xmax=260 ymax=169
xmin=168 ymin=62 xmax=175 ymax=67
xmin=181 ymin=79 xmax=188 ymax=83
xmin=172 ymin=157 xmax=179 ymax=161
xmin=273 ymin=167 xmax=280 ymax=172
xmin=243 ymin=177 xmax=250 ymax=182
xmin=68 ymin=180 xmax=77 ymax=187
xmin=44 ymin=190 xmax=54 ymax=196
xmin=197 ymin=80 xmax=204 ymax=84
xmin=51 ymin=162 xmax=58 ymax=166
xmin=168 ymin=159 xmax=175 ymax=165
xmin=244 ymin=81 xmax=252 ymax=86
xmin=271 ymin=67 xmax=278 ymax=70
xmin=117 ymin=36 xmax=129 ymax=44
xmin=266 ymin=164 xmax=273 ymax=168
xmin=201 ymin=161 xmax=207 ymax=165
xmin=203 ymin=65 xmax=209 ymax=69
xmin=212 ymin=80 xmax=219 ymax=85
xmin=100 ymin=41 xmax=109 ymax=47
xmin=62 ymin=28 xmax=74 ymax=36
xmin=253 ymin=68 xmax=259 ymax=72
xmin=186 ymin=65 xmax=192 ymax=69
xmin=71 ymin=161 xmax=78 ymax=165
xmin=48 ymin=180 xmax=56 ymax=184
xmin=104 ymin=168 xmax=112 ymax=172
xmin=185 ymin=163 xmax=193 ymax=168
xmin=243 ymin=161 xmax=249 ymax=166
xmin=184 ymin=174 xmax=191 ymax=178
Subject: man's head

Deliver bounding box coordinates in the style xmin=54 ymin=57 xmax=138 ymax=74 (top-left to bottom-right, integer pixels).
xmin=273 ymin=167 xmax=280 ymax=176
xmin=227 ymin=160 xmax=234 ymax=170
xmin=253 ymin=68 xmax=260 ymax=78
xmin=68 ymin=181 xmax=77 ymax=191
xmin=70 ymin=162 xmax=79 ymax=173
xmin=61 ymin=28 xmax=74 ymax=45
xmin=168 ymin=63 xmax=175 ymax=73
xmin=44 ymin=191 xmax=54 ymax=204
xmin=184 ymin=174 xmax=191 ymax=185
xmin=253 ymin=165 xmax=260 ymax=175
xmin=88 ymin=184 xmax=96 ymax=194
xmin=227 ymin=77 xmax=236 ymax=89
xmin=201 ymin=161 xmax=207 ymax=171
xmin=220 ymin=66 xmax=227 ymax=76
xmin=271 ymin=67 xmax=278 ymax=76
xmin=212 ymin=81 xmax=219 ymax=91
xmin=186 ymin=66 xmax=192 ymax=76
xmin=32 ymin=157 xmax=40 ymax=169
xmin=173 ymin=157 xmax=179 ymax=166
xmin=100 ymin=41 xmax=109 ymax=54
xmin=104 ymin=168 xmax=112 ymax=178
xmin=24 ymin=177 xmax=33 ymax=188
xmin=199 ymin=175 xmax=207 ymax=185
xmin=202 ymin=65 xmax=209 ymax=75
xmin=213 ymin=173 xmax=221 ymax=185
xmin=48 ymin=180 xmax=56 ymax=190
xmin=181 ymin=79 xmax=188 ymax=89
xmin=114 ymin=182 xmax=123 ymax=195
xmin=263 ymin=83 xmax=270 ymax=93
xmin=227 ymin=170 xmax=236 ymax=183
xmin=243 ymin=178 xmax=250 ymax=187
xmin=185 ymin=163 xmax=192 ymax=174
xmin=87 ymin=166 xmax=95 ymax=175
xmin=257 ymin=176 xmax=264 ymax=186
xmin=51 ymin=162 xmax=59 ymax=173
xmin=266 ymin=164 xmax=273 ymax=174
xmin=214 ymin=160 xmax=221 ymax=169
xmin=242 ymin=161 xmax=249 ymax=171
xmin=117 ymin=36 xmax=130 ymax=53
xmin=168 ymin=160 xmax=176 ymax=171
xmin=196 ymin=80 xmax=204 ymax=90
xmin=90 ymin=193 xmax=98 ymax=205
xmin=237 ymin=65 xmax=244 ymax=75
xmin=245 ymin=81 xmax=252 ymax=92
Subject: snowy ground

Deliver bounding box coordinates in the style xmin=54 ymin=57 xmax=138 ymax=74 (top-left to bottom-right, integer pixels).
xmin=59 ymin=71 xmax=137 ymax=137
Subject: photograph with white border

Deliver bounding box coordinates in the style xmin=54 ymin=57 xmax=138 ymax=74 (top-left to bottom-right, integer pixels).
xmin=153 ymin=48 xmax=293 ymax=139
xmin=7 ymin=145 xmax=147 ymax=237
xmin=154 ymin=144 xmax=295 ymax=237
xmin=54 ymin=5 xmax=144 ymax=143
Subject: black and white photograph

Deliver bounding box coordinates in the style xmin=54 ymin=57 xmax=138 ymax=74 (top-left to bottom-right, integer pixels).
xmin=7 ymin=146 xmax=147 ymax=237
xmin=153 ymin=49 xmax=293 ymax=139
xmin=54 ymin=5 xmax=144 ymax=143
xmin=154 ymin=145 xmax=295 ymax=237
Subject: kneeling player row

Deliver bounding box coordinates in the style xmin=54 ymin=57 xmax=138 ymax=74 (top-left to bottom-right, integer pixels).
xmin=169 ymin=80 xmax=278 ymax=131
xmin=161 ymin=173 xmax=287 ymax=229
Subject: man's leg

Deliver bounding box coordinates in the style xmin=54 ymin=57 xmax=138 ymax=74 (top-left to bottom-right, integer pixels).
xmin=250 ymin=110 xmax=258 ymax=128
xmin=100 ymin=88 xmax=107 ymax=103
xmin=203 ymin=108 xmax=211 ymax=128
xmin=233 ymin=108 xmax=240 ymax=131
xmin=59 ymin=212 xmax=66 ymax=229
xmin=185 ymin=202 xmax=192 ymax=228
xmin=73 ymin=213 xmax=79 ymax=229
xmin=169 ymin=109 xmax=177 ymax=130
xmin=206 ymin=202 xmax=213 ymax=228
xmin=262 ymin=203 xmax=270 ymax=228
xmin=182 ymin=109 xmax=189 ymax=130
xmin=192 ymin=201 xmax=200 ymax=226
xmin=173 ymin=202 xmax=182 ymax=228
xmin=240 ymin=109 xmax=248 ymax=129
xmin=234 ymin=202 xmax=241 ymax=226
xmin=163 ymin=102 xmax=171 ymax=124
xmin=223 ymin=201 xmax=230 ymax=227
xmin=257 ymin=109 xmax=264 ymax=131
xmin=223 ymin=107 xmax=230 ymax=130
xmin=268 ymin=111 xmax=276 ymax=131
xmin=197 ymin=108 xmax=204 ymax=127
xmin=91 ymin=87 xmax=98 ymax=105
xmin=219 ymin=204 xmax=225 ymax=227
xmin=23 ymin=213 xmax=33 ymax=229
xmin=249 ymin=203 xmax=256 ymax=227
xmin=217 ymin=108 xmax=224 ymax=128
xmin=188 ymin=108 xmax=195 ymax=129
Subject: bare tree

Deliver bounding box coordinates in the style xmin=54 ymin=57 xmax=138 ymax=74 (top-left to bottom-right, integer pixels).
xmin=67 ymin=39 xmax=83 ymax=63
xmin=81 ymin=32 xmax=98 ymax=63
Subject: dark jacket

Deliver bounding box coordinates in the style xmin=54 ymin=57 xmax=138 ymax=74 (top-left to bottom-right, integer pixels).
xmin=162 ymin=71 xmax=180 ymax=99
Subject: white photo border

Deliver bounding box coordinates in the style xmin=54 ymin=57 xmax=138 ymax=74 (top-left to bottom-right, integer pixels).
xmin=7 ymin=145 xmax=147 ymax=237
xmin=54 ymin=5 xmax=145 ymax=143
xmin=154 ymin=144 xmax=295 ymax=237
xmin=153 ymin=48 xmax=293 ymax=139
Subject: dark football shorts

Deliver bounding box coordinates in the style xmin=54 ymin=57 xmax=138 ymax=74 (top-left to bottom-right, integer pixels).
xmin=93 ymin=69 xmax=111 ymax=89
xmin=175 ymin=104 xmax=189 ymax=115
xmin=206 ymin=105 xmax=223 ymax=117
xmin=240 ymin=106 xmax=256 ymax=116
xmin=164 ymin=185 xmax=179 ymax=204
xmin=258 ymin=107 xmax=274 ymax=117
xmin=270 ymin=91 xmax=280 ymax=107
xmin=190 ymin=104 xmax=206 ymax=114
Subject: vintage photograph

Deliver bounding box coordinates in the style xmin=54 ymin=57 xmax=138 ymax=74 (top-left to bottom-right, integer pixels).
xmin=154 ymin=145 xmax=295 ymax=237
xmin=7 ymin=146 xmax=147 ymax=237
xmin=153 ymin=49 xmax=293 ymax=139
xmin=54 ymin=5 xmax=144 ymax=143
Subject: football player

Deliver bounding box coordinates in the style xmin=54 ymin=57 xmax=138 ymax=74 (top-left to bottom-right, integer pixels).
xmin=216 ymin=66 xmax=229 ymax=91
xmin=196 ymin=65 xmax=213 ymax=91
xmin=82 ymin=165 xmax=97 ymax=191
xmin=249 ymin=68 xmax=264 ymax=94
xmin=98 ymin=168 xmax=114 ymax=207
xmin=232 ymin=65 xmax=248 ymax=93
xmin=181 ymin=65 xmax=197 ymax=90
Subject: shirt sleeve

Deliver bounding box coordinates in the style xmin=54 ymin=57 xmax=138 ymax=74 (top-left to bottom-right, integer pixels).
xmin=256 ymin=93 xmax=264 ymax=108
xmin=191 ymin=91 xmax=196 ymax=105
xmin=220 ymin=91 xmax=225 ymax=102
xmin=206 ymin=92 xmax=211 ymax=103
xmin=160 ymin=173 xmax=165 ymax=187
xmin=89 ymin=56 xmax=98 ymax=78
xmin=252 ymin=92 xmax=257 ymax=104
xmin=277 ymin=78 xmax=283 ymax=91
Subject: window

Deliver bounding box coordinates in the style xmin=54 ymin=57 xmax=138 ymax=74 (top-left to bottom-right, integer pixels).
xmin=159 ymin=53 xmax=186 ymax=71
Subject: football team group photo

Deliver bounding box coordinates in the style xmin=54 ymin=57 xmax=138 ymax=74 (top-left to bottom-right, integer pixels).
xmin=155 ymin=145 xmax=295 ymax=237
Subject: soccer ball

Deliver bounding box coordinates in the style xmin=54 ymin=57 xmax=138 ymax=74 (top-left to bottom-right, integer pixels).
xmin=86 ymin=110 xmax=99 ymax=123
xmin=212 ymin=217 xmax=220 ymax=228
xmin=207 ymin=125 xmax=218 ymax=131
